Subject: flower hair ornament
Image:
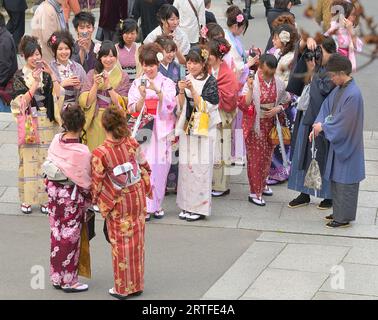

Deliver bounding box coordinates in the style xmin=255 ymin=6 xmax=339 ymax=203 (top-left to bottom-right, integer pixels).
xmin=51 ymin=35 xmax=57 ymax=45
xmin=200 ymin=25 xmax=208 ymax=39
xmin=201 ymin=49 xmax=209 ymax=61
xmin=278 ymin=30 xmax=291 ymax=45
xmin=218 ymin=43 xmax=229 ymax=55
xmin=119 ymin=19 xmax=124 ymax=30
xmin=236 ymin=14 xmax=244 ymax=23
xmin=156 ymin=52 xmax=164 ymax=62
xmin=93 ymin=42 xmax=101 ymax=55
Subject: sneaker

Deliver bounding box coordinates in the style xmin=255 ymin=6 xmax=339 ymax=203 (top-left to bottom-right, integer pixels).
xmin=62 ymin=282 xmax=88 ymax=293
xmin=324 ymin=214 xmax=334 ymax=221
xmin=326 ymin=221 xmax=350 ymax=229
xmin=178 ymin=210 xmax=189 ymax=220
xmin=262 ymin=186 xmax=273 ymax=196
xmin=212 ymin=189 xmax=230 ymax=197
xmin=317 ymin=199 xmax=333 ymax=210
xmin=186 ymin=213 xmax=205 ymax=222
xmin=154 ymin=209 xmax=165 ymax=219
xmin=288 ymin=193 xmax=310 ymax=208
xmin=248 ymin=194 xmax=266 ymax=206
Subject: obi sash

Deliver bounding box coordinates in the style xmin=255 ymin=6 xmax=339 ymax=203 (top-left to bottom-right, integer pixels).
xmin=260 ymin=103 xmax=275 ymax=118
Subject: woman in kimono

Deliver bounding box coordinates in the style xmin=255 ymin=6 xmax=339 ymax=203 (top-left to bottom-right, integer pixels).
xmin=207 ymin=38 xmax=239 ymax=197
xmin=238 ymin=54 xmax=290 ymax=206
xmin=144 ymin=4 xmax=190 ymax=65
xmin=46 ymin=106 xmax=92 ymax=292
xmin=324 ymin=0 xmax=362 ymax=72
xmin=10 ymin=35 xmax=61 ymax=214
xmin=48 ymin=30 xmax=86 ymax=110
xmin=91 ymin=107 xmax=152 ymax=299
xmin=224 ymin=6 xmax=256 ymax=166
xmin=175 ymin=46 xmax=221 ymax=221
xmin=155 ymin=35 xmax=181 ymax=192
xmin=128 ymin=43 xmax=177 ymax=221
xmin=116 ymin=19 xmax=142 ymax=85
xmin=78 ymin=40 xmax=130 ymax=152
xmin=267 ymin=24 xmax=298 ymax=185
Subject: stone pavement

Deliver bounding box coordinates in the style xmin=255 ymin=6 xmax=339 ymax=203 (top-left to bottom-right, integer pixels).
xmin=1 ymin=0 xmax=378 ymax=300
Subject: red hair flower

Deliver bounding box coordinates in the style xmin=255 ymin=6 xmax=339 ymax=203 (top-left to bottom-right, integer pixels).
xmin=51 ymin=35 xmax=57 ymax=44
xmin=219 ymin=43 xmax=228 ymax=54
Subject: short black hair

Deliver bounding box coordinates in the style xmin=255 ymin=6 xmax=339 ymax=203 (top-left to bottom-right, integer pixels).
xmin=274 ymin=0 xmax=292 ymax=9
xmin=321 ymin=36 xmax=337 ymax=54
xmin=326 ymin=53 xmax=352 ymax=75
xmin=47 ymin=30 xmax=75 ymax=59
xmin=259 ymin=54 xmax=278 ymax=69
xmin=72 ymin=11 xmax=96 ymax=29
xmin=0 ymin=13 xmax=5 ymax=28
xmin=157 ymin=4 xmax=180 ymax=26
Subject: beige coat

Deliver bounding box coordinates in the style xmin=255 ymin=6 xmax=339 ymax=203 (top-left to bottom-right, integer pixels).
xmin=315 ymin=0 xmax=333 ymax=32
xmin=31 ymin=1 xmax=63 ymax=64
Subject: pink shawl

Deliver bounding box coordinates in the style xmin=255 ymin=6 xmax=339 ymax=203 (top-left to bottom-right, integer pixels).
xmin=47 ymin=133 xmax=92 ymax=190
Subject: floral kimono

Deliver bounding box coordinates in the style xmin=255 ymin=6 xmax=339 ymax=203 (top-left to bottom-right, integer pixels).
xmin=92 ymin=137 xmax=152 ymax=296
xmin=78 ymin=65 xmax=130 ymax=151
xmin=50 ymin=59 xmax=87 ymax=109
xmin=46 ymin=134 xmax=92 ymax=287
xmin=10 ymin=67 xmax=62 ymax=206
xmin=175 ymin=74 xmax=220 ymax=216
xmin=128 ymin=72 xmax=177 ymax=214
xmin=238 ymin=70 xmax=290 ymax=197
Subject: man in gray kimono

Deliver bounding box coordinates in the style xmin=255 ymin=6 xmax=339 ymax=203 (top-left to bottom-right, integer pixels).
xmin=312 ymin=54 xmax=365 ymax=228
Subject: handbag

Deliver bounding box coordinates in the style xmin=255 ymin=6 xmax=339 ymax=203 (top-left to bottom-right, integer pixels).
xmin=269 ymin=115 xmax=291 ymax=146
xmin=296 ymin=83 xmax=310 ymax=111
xmin=85 ymin=209 xmax=96 ymax=241
xmin=17 ymin=98 xmax=40 ymax=146
xmin=188 ymin=97 xmax=209 ymax=137
xmin=304 ymin=136 xmax=322 ymax=196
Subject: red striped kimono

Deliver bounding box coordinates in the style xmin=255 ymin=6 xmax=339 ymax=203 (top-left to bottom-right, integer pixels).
xmin=91 ymin=137 xmax=152 ymax=296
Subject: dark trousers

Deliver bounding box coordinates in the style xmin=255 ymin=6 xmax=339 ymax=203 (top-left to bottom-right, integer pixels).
xmin=244 ymin=0 xmax=252 ymax=15
xmin=5 ymin=10 xmax=25 ymax=50
xmin=331 ymin=181 xmax=359 ymax=223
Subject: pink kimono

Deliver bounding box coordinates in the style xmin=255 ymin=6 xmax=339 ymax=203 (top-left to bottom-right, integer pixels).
xmin=326 ymin=21 xmax=363 ymax=72
xmin=127 ymin=72 xmax=177 ymax=214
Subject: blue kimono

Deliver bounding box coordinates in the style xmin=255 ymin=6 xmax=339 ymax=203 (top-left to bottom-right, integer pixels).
xmin=159 ymin=62 xmax=180 ymax=84
xmin=316 ymin=79 xmax=365 ymax=184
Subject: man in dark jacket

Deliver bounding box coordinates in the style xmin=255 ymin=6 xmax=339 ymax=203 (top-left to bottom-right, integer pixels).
xmin=265 ymin=0 xmax=294 ymax=52
xmin=99 ymin=0 xmax=129 ymax=42
xmin=0 ymin=13 xmax=17 ymax=112
xmin=3 ymin=0 xmax=28 ymax=50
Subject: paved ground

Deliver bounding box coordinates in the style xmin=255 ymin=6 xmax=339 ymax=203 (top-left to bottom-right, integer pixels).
xmin=1 ymin=0 xmax=378 ymax=300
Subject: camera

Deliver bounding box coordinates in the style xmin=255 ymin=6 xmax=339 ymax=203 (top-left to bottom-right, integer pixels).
xmin=304 ymin=46 xmax=322 ymax=62
xmin=248 ymin=47 xmax=261 ymax=72
xmin=141 ymin=78 xmax=147 ymax=86
xmin=80 ymin=32 xmax=89 ymax=38
xmin=248 ymin=70 xmax=255 ymax=79
xmin=35 ymin=60 xmax=43 ymax=70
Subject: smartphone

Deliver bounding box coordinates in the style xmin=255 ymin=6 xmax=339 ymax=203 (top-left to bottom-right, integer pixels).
xmin=141 ymin=78 xmax=147 ymax=86
xmin=249 ymin=70 xmax=255 ymax=79
xmin=35 ymin=60 xmax=43 ymax=70
xmin=179 ymin=65 xmax=186 ymax=80
xmin=80 ymin=31 xmax=89 ymax=38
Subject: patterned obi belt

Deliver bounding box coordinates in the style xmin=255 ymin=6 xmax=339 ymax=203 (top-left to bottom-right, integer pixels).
xmin=122 ymin=66 xmax=137 ymax=82
xmin=260 ymin=103 xmax=275 ymax=118
xmin=97 ymin=93 xmax=112 ymax=108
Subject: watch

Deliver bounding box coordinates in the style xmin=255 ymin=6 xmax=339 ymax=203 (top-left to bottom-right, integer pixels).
xmin=106 ymin=86 xmax=113 ymax=91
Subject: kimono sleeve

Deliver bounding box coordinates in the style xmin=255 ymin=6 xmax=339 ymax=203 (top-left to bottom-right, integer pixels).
xmin=318 ymin=90 xmax=364 ymax=161
xmin=127 ymin=78 xmax=141 ymax=113
xmin=218 ymin=64 xmax=238 ymax=113
xmin=91 ymin=149 xmax=106 ymax=205
xmin=135 ymin=142 xmax=152 ymax=198
xmin=159 ymin=78 xmax=177 ymax=116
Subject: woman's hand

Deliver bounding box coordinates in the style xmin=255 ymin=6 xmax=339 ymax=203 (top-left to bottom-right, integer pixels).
xmin=344 ymin=18 xmax=354 ymax=34
xmin=102 ymin=71 xmax=110 ymax=89
xmin=93 ymin=73 xmax=103 ymax=87
xmin=264 ymin=106 xmax=283 ymax=118
xmin=61 ymin=76 xmax=81 ymax=88
xmin=185 ymin=79 xmax=194 ymax=92
xmin=178 ymin=80 xmax=186 ymax=92
xmin=247 ymin=56 xmax=259 ymax=69
xmin=138 ymin=84 xmax=147 ymax=99
xmin=148 ymin=80 xmax=160 ymax=94
xmin=247 ymin=76 xmax=254 ymax=90
xmin=306 ymin=37 xmax=317 ymax=51
xmin=41 ymin=60 xmax=53 ymax=76
xmin=32 ymin=68 xmax=43 ymax=82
